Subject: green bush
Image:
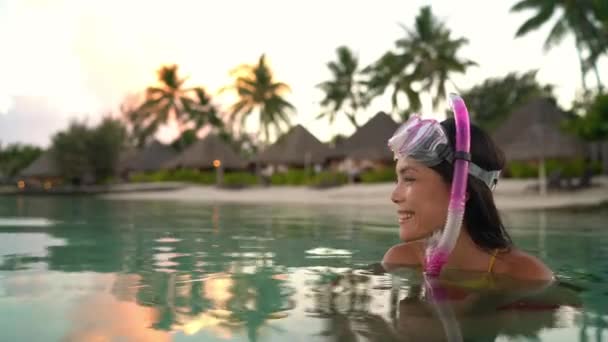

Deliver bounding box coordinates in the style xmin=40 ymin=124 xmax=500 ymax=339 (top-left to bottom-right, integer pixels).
xmin=507 ymin=161 xmax=537 ymax=178
xmin=222 ymin=172 xmax=259 ymax=187
xmin=270 ymin=169 xmax=313 ymax=185
xmin=308 ymin=171 xmax=348 ymax=188
xmin=172 ymin=169 xmax=215 ymax=184
xmin=130 ymin=169 xmax=216 ymax=184
xmin=130 ymin=172 xmax=161 ymax=183
xmin=131 ymin=169 xmax=345 ymax=187
xmin=507 ymin=158 xmax=599 ymax=179
xmin=143 ymin=170 xmax=175 ymax=182
xmin=267 ymin=169 xmax=348 ymax=187
xmin=361 ymin=167 xmax=395 ymax=183
xmin=591 ymin=161 xmax=603 ymax=174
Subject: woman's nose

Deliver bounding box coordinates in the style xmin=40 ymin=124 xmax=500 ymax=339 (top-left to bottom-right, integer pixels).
xmin=391 ymin=185 xmax=404 ymax=204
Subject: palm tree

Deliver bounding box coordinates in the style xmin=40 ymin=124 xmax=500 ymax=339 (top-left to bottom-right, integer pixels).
xmin=225 ymin=266 xmax=295 ymax=342
xmin=226 ymin=54 xmax=295 ymax=144
xmin=188 ymin=87 xmax=224 ymax=131
xmin=364 ymin=6 xmax=476 ymax=118
xmin=317 ymin=46 xmax=368 ymax=129
xmin=126 ymin=65 xmax=222 ymax=148
xmin=511 ymin=0 xmax=605 ymax=91
xmin=587 ymin=1 xmax=608 ymax=84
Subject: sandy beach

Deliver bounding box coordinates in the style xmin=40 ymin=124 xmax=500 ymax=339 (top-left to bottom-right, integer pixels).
xmin=101 ymin=176 xmax=608 ymax=210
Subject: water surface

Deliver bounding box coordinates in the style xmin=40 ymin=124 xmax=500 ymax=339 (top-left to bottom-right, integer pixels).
xmin=0 ymin=197 xmax=606 ymax=341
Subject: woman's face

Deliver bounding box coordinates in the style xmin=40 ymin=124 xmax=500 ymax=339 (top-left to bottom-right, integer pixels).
xmin=391 ymin=157 xmax=451 ymax=242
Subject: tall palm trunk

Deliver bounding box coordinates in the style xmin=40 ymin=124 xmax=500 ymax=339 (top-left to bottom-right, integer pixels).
xmin=346 ymin=112 xmax=359 ymax=129
xmin=576 ymin=38 xmax=589 ymax=92
xmin=592 ymin=64 xmax=603 ymax=91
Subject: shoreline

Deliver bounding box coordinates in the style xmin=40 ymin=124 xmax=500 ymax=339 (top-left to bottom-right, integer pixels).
xmin=97 ymin=177 xmax=608 ymax=211
xmin=2 ymin=177 xmax=607 ymax=211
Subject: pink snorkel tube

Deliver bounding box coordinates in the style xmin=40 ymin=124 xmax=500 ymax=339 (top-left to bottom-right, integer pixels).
xmin=424 ymin=94 xmax=471 ymax=277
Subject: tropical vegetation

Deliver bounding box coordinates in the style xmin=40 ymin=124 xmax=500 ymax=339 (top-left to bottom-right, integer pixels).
xmin=51 ymin=117 xmax=127 ymax=184
xmin=124 ymin=65 xmax=223 ymax=149
xmin=461 ymin=70 xmax=555 ymax=131
xmin=363 ymin=6 xmax=476 ymax=119
xmin=11 ymin=3 xmax=608 ymax=186
xmin=317 ymin=46 xmax=369 ymax=128
xmin=225 ymin=54 xmax=295 ymax=144
xmin=565 ymin=91 xmax=608 ymax=141
xmin=0 ymin=143 xmax=42 ymax=180
xmin=511 ymin=0 xmax=607 ymax=92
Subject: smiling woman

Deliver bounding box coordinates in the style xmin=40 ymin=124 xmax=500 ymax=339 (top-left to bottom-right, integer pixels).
xmin=383 ymin=116 xmax=554 ymax=282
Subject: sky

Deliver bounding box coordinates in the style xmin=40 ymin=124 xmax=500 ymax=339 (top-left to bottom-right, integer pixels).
xmin=0 ymin=0 xmax=606 ymax=148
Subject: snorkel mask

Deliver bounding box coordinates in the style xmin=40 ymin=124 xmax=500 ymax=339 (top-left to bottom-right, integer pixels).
xmin=388 ymin=94 xmax=501 ymax=276
xmin=388 ymin=111 xmax=500 ymax=190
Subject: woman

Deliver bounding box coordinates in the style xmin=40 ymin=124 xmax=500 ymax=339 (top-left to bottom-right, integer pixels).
xmin=383 ymin=117 xmax=554 ymax=281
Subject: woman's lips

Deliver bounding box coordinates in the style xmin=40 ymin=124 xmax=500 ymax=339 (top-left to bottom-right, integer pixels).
xmin=398 ymin=210 xmax=414 ymax=223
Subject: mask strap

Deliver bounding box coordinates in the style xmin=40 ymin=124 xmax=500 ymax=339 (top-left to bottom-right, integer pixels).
xmin=469 ymin=163 xmax=501 ymax=191
xmin=444 ymin=152 xmax=501 ymax=190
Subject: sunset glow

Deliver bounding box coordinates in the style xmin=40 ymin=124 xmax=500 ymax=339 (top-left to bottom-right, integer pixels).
xmin=0 ymin=0 xmax=606 ymax=146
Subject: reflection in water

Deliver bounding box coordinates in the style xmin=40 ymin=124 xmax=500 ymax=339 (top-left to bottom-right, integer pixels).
xmin=539 ymin=210 xmax=547 ymax=259
xmin=0 ymin=217 xmax=56 ymax=227
xmin=424 ymin=276 xmax=463 ymax=342
xmin=66 ymin=274 xmax=171 ymax=342
xmin=305 ymin=264 xmax=586 ymax=342
xmin=136 ymin=265 xmax=295 ymax=340
xmin=0 ymin=197 xmax=607 ymax=341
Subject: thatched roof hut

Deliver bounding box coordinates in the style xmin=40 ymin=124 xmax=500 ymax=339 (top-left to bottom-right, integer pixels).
xmin=492 ymin=98 xmax=586 ymax=161
xmin=256 ymin=125 xmax=332 ymax=166
xmin=19 ymin=150 xmax=60 ymax=178
xmin=164 ymin=134 xmax=246 ymax=170
xmin=126 ymin=140 xmax=177 ymax=173
xmin=116 ymin=147 xmax=137 ymax=174
xmin=333 ymin=112 xmax=399 ymax=161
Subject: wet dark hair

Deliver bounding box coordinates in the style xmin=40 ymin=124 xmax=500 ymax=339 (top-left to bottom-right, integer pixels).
xmin=431 ymin=118 xmax=513 ymax=252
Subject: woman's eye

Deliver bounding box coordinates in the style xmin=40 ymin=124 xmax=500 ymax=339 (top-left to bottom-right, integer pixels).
xmin=403 ymin=177 xmax=416 ymax=182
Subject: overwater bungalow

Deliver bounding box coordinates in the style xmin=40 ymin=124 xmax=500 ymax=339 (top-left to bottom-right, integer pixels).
xmin=18 ymin=150 xmax=62 ymax=190
xmin=164 ymin=134 xmax=247 ymax=171
xmin=255 ymin=124 xmax=332 ymax=173
xmin=123 ymin=140 xmax=177 ymax=176
xmin=492 ymin=98 xmax=590 ymax=192
xmin=492 ymin=98 xmax=586 ymax=163
xmin=328 ymin=112 xmax=399 ymax=180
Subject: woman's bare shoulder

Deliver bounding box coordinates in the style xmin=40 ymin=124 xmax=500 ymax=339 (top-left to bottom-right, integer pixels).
xmin=500 ymin=249 xmax=554 ymax=281
xmin=382 ymin=241 xmax=425 ymax=267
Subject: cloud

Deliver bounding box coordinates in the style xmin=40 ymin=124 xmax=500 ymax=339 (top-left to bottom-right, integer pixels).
xmin=0 ymin=96 xmax=94 ymax=147
xmin=0 ymin=0 xmax=605 ymax=145
xmin=0 ymin=94 xmax=14 ymax=115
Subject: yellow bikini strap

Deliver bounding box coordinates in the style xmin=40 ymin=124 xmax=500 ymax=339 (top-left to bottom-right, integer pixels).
xmin=487 ymin=248 xmax=500 ymax=274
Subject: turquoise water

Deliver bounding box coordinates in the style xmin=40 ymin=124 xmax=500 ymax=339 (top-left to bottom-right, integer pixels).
xmin=0 ymin=197 xmax=606 ymax=341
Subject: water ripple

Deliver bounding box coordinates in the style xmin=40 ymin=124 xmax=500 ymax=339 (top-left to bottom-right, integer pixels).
xmin=0 ymin=217 xmax=56 ymax=227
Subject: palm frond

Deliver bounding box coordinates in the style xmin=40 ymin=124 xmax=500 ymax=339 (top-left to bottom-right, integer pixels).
xmin=515 ymin=5 xmax=556 ymax=37
xmin=544 ymin=17 xmax=569 ymax=50
xmin=511 ymin=0 xmax=545 ymax=12
xmin=229 ymin=99 xmax=252 ymax=123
